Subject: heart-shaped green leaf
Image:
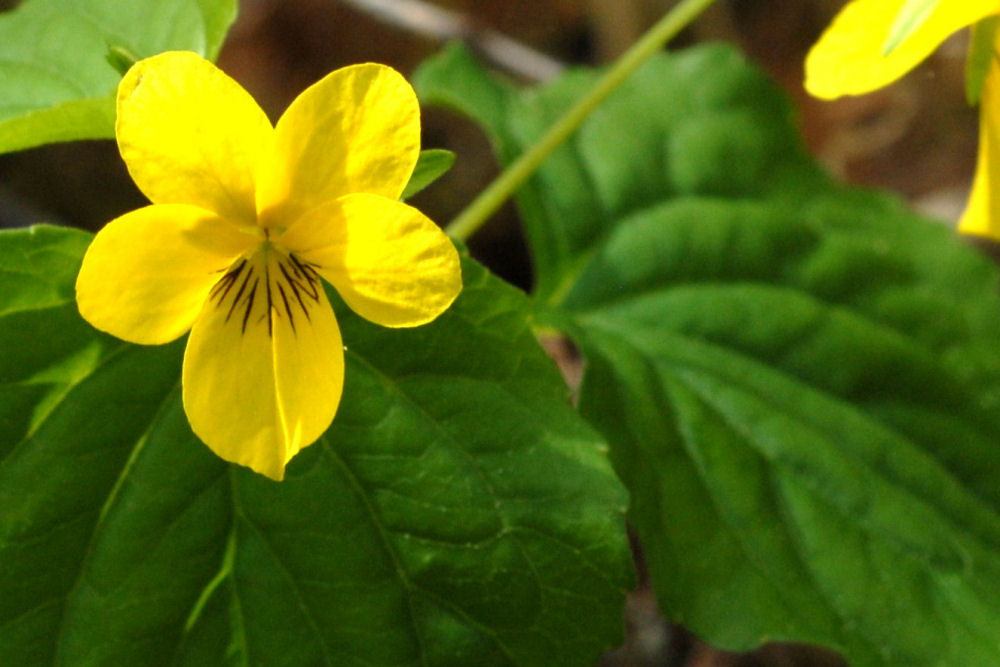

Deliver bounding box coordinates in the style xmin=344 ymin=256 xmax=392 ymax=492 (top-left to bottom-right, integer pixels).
xmin=0 ymin=225 xmax=633 ymax=666
xmin=417 ymin=43 xmax=1000 ymax=665
xmin=0 ymin=0 xmax=237 ymax=154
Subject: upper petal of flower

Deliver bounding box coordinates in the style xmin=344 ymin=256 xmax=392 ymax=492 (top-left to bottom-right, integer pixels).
xmin=805 ymin=0 xmax=1000 ymax=99
xmin=76 ymin=204 xmax=257 ymax=345
xmin=255 ymin=64 xmax=420 ymax=228
xmin=279 ymin=193 xmax=462 ymax=328
xmin=960 ymin=51 xmax=1000 ymax=240
xmin=182 ymin=249 xmax=345 ymax=480
xmin=117 ymin=51 xmax=273 ymax=223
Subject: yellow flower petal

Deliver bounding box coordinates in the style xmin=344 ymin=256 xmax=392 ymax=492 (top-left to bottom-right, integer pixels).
xmin=117 ymin=51 xmax=273 ymax=222
xmin=279 ymin=193 xmax=462 ymax=328
xmin=805 ymin=0 xmax=1000 ymax=99
xmin=255 ymin=64 xmax=420 ymax=228
xmin=960 ymin=53 xmax=1000 ymax=240
xmin=76 ymin=205 xmax=256 ymax=345
xmin=182 ymin=248 xmax=344 ymax=480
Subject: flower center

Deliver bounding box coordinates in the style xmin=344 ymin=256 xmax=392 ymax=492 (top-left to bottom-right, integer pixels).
xmin=208 ymin=244 xmax=323 ymax=338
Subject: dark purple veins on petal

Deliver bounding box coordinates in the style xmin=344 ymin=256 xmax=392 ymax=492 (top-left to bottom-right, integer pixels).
xmin=209 ymin=253 xmax=323 ymax=338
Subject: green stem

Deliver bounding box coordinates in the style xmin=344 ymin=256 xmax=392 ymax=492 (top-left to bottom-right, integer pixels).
xmin=446 ymin=0 xmax=718 ymax=241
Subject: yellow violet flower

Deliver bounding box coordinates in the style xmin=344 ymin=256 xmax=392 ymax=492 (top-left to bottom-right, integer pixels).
xmin=76 ymin=51 xmax=462 ymax=480
xmin=805 ymin=1 xmax=1000 ymax=239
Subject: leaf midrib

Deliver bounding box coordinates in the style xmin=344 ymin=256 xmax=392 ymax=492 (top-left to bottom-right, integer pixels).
xmin=342 ymin=348 xmax=524 ymax=665
xmin=49 ymin=359 xmax=180 ymax=661
xmin=587 ymin=317 xmax=1000 ymax=554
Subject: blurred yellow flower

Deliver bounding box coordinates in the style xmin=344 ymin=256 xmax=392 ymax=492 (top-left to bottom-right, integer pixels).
xmin=805 ymin=0 xmax=1000 ymax=239
xmin=959 ymin=33 xmax=1000 ymax=239
xmin=805 ymin=0 xmax=1000 ymax=99
xmin=76 ymin=51 xmax=462 ymax=480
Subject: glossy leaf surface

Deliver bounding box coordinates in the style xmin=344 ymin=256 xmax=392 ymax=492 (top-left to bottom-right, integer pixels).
xmin=0 ymin=226 xmax=632 ymax=666
xmin=417 ymin=43 xmax=1000 ymax=665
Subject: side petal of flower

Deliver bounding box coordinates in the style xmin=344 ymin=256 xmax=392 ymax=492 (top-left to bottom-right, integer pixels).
xmin=960 ymin=53 xmax=1000 ymax=240
xmin=255 ymin=64 xmax=420 ymax=228
xmin=805 ymin=0 xmax=1000 ymax=99
xmin=117 ymin=51 xmax=273 ymax=223
xmin=76 ymin=204 xmax=256 ymax=345
xmin=182 ymin=252 xmax=345 ymax=481
xmin=279 ymin=193 xmax=462 ymax=328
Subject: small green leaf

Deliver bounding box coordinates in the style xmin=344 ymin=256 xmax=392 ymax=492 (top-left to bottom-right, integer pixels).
xmin=882 ymin=0 xmax=941 ymax=56
xmin=419 ymin=43 xmax=1000 ymax=665
xmin=0 ymin=225 xmax=633 ymax=666
xmin=104 ymin=44 xmax=140 ymax=77
xmin=0 ymin=0 xmax=238 ymax=154
xmin=402 ymin=148 xmax=456 ymax=201
xmin=966 ymin=16 xmax=999 ymax=105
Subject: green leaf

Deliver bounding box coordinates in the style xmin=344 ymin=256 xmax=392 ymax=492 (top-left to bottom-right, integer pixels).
xmin=882 ymin=0 xmax=940 ymax=56
xmin=417 ymin=43 xmax=1000 ymax=665
xmin=0 ymin=0 xmax=238 ymax=154
xmin=416 ymin=43 xmax=827 ymax=301
xmin=966 ymin=16 xmax=999 ymax=105
xmin=0 ymin=226 xmax=633 ymax=665
xmin=570 ymin=199 xmax=1000 ymax=665
xmin=402 ymin=149 xmax=457 ymax=201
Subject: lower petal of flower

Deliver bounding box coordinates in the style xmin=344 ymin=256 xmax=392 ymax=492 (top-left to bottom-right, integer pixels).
xmin=278 ymin=193 xmax=462 ymax=328
xmin=182 ymin=246 xmax=344 ymax=480
xmin=76 ymin=204 xmax=256 ymax=345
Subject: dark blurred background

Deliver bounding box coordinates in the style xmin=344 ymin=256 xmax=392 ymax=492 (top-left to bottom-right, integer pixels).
xmin=0 ymin=1 xmax=974 ymax=664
